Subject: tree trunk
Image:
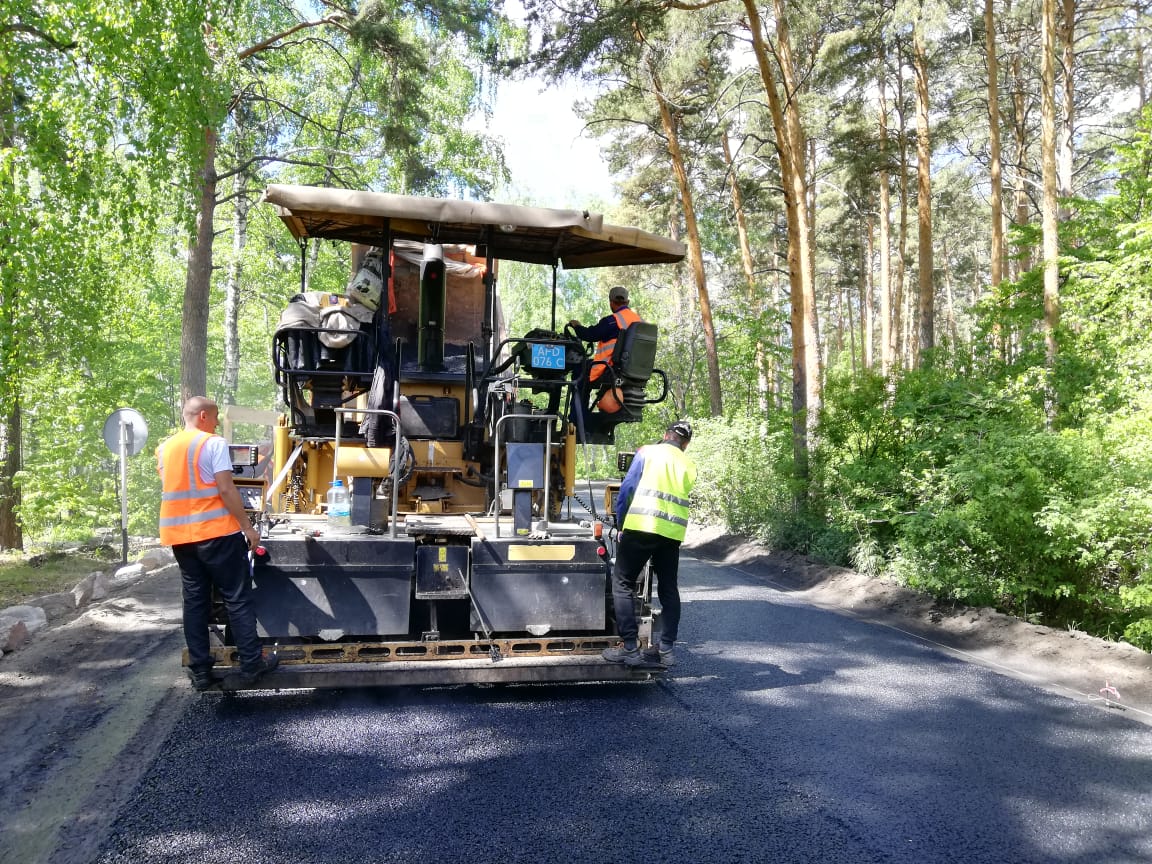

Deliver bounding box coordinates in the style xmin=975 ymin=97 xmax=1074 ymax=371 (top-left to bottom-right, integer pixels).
xmin=846 ymin=273 xmax=857 ymax=375
xmin=807 ymin=135 xmax=822 ymax=396
xmin=1041 ymin=0 xmax=1061 ymax=384
xmin=743 ymin=0 xmax=818 ymax=484
xmin=0 ymin=80 xmax=22 ymax=550
xmin=0 ymin=399 xmax=20 ymax=551
xmin=721 ymin=128 xmax=770 ymax=415
xmin=985 ymin=0 xmax=1006 ymax=287
xmin=878 ymin=59 xmax=894 ymax=375
xmin=895 ymin=60 xmax=910 ymax=369
xmin=1138 ymin=42 xmax=1147 ymax=111
xmin=942 ymin=231 xmax=959 ymax=347
xmin=1058 ymin=0 xmax=1075 ymax=216
xmin=181 ymin=127 xmax=218 ymax=403
xmin=222 ymin=172 xmax=249 ymax=407
xmin=913 ymin=15 xmax=934 ymax=363
xmin=861 ymin=220 xmax=872 ymax=371
xmin=646 ymin=55 xmax=723 ymax=416
xmin=1012 ymin=20 xmax=1033 ymax=279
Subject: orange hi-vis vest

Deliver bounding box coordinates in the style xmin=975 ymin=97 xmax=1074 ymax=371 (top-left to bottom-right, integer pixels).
xmin=590 ymin=306 xmax=641 ymax=382
xmin=156 ymin=429 xmax=241 ymax=546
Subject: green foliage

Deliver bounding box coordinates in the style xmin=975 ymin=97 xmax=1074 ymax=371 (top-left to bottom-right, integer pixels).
xmin=779 ymin=114 xmax=1152 ymax=648
xmin=690 ymin=413 xmax=803 ymax=542
xmin=812 ymin=354 xmax=1152 ymax=638
xmin=0 ymin=550 xmax=120 ymax=607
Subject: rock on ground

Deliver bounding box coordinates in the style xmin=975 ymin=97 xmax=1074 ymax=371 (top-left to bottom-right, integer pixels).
xmin=0 ymin=618 xmax=29 ymax=653
xmin=0 ymin=605 xmax=49 ymax=638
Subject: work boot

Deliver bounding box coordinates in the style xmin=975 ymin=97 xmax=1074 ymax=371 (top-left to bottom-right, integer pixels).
xmin=236 ymin=653 xmax=280 ymax=685
xmin=602 ymin=643 xmax=642 ymax=666
xmin=641 ymin=646 xmax=676 ymax=667
xmin=187 ymin=666 xmax=218 ymax=691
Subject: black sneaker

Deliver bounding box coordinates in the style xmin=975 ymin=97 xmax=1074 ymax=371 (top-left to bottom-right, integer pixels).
xmin=602 ymin=643 xmax=642 ymax=666
xmin=236 ymin=653 xmax=280 ymax=685
xmin=187 ymin=667 xmax=218 ymax=691
xmin=641 ymin=646 xmax=676 ymax=667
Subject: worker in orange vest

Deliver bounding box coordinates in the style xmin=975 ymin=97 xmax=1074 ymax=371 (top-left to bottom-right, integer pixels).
xmin=156 ymin=396 xmax=278 ymax=690
xmin=567 ymin=285 xmax=641 ymax=427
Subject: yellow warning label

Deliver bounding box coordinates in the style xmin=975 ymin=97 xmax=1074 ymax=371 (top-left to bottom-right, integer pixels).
xmin=518 ymin=479 xmax=534 ymax=488
xmin=507 ymin=544 xmax=576 ymax=562
xmin=438 ymin=547 xmax=447 ymax=562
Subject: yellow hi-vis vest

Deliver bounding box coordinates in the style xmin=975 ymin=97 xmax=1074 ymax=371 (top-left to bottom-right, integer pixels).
xmin=590 ymin=306 xmax=641 ymax=382
xmin=156 ymin=429 xmax=241 ymax=546
xmin=622 ymin=442 xmax=697 ymax=542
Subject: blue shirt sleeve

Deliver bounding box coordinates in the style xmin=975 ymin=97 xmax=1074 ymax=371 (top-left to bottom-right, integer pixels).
xmin=572 ymin=311 xmax=621 ymax=343
xmin=615 ymin=446 xmax=646 ymax=525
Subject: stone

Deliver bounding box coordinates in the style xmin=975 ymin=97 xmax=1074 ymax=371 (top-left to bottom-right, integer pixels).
xmin=0 ymin=605 xmax=48 ymax=637
xmin=90 ymin=571 xmax=110 ymax=601
xmin=72 ymin=572 xmax=98 ymax=607
xmin=30 ymin=592 xmax=77 ymax=621
xmin=111 ymin=563 xmax=146 ymax=584
xmin=0 ymin=618 xmax=29 ymax=652
xmin=137 ymin=547 xmax=174 ymax=572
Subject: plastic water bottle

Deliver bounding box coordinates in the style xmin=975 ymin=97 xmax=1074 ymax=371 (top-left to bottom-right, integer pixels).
xmin=327 ymin=480 xmax=351 ymax=532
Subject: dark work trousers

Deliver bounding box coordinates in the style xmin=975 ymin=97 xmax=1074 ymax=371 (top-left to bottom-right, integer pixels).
xmin=173 ymin=532 xmax=264 ymax=673
xmin=612 ymin=529 xmax=683 ymax=649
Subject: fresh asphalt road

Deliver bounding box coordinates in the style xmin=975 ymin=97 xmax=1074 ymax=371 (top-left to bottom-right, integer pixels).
xmin=95 ymin=555 xmax=1152 ymax=864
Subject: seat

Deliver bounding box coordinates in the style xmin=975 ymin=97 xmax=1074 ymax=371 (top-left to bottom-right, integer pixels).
xmin=272 ymin=319 xmax=382 ymax=438
xmin=582 ymin=321 xmax=665 ymax=444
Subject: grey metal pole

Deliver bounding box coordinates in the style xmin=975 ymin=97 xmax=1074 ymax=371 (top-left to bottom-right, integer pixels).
xmin=119 ymin=420 xmax=131 ymax=565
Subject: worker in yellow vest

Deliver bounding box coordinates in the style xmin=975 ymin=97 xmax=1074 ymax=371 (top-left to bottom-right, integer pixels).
xmin=567 ymin=285 xmax=641 ymax=427
xmin=156 ymin=397 xmax=278 ymax=690
xmin=602 ymin=420 xmax=697 ymax=667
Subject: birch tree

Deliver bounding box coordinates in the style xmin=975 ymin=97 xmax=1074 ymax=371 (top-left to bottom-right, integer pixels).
xmin=179 ymin=0 xmax=506 ymax=403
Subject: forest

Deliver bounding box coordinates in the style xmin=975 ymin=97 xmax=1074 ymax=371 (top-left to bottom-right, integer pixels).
xmin=2 ymin=0 xmax=1150 ymax=649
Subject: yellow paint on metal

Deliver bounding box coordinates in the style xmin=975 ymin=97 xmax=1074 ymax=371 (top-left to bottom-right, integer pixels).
xmin=196 ymin=636 xmax=615 ymax=666
xmin=273 ymin=422 xmax=289 ymax=510
xmin=507 ymin=544 xmax=576 ymax=562
xmin=564 ymin=422 xmax=576 ymax=497
xmin=336 ymin=446 xmax=394 ymax=476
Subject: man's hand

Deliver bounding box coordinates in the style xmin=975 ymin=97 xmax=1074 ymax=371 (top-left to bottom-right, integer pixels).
xmin=216 ymin=470 xmax=261 ymax=547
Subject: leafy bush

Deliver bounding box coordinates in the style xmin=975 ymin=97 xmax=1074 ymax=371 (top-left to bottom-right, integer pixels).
xmin=689 ymin=412 xmax=808 ymax=546
xmin=806 ymin=352 xmax=1152 ymax=642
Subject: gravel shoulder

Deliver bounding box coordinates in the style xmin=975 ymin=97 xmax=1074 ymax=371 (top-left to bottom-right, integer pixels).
xmin=0 ymin=564 xmax=191 ymax=864
xmin=2 ymin=528 xmax=1151 ymax=863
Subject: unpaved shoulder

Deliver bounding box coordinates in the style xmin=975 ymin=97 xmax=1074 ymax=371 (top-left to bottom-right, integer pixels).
xmin=0 ymin=566 xmax=191 ymax=864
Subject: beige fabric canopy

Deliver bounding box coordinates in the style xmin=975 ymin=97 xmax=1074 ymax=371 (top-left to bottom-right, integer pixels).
xmin=262 ymin=184 xmax=685 ymax=269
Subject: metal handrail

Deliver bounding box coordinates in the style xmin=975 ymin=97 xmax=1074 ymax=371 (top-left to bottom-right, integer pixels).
xmin=492 ymin=412 xmax=558 ymax=539
xmin=333 ymin=407 xmax=402 ymax=538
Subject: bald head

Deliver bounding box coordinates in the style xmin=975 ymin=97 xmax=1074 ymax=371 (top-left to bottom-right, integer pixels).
xmin=182 ymin=397 xmax=219 ymax=432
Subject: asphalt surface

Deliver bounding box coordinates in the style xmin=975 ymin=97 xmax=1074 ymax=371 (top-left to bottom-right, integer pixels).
xmin=89 ymin=553 xmax=1152 ymax=864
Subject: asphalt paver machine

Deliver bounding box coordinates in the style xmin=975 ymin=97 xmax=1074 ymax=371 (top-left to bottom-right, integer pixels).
xmin=196 ymin=184 xmax=686 ymax=689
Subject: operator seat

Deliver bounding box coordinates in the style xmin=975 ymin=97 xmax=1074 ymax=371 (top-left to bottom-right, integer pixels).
xmin=581 ymin=321 xmax=662 ymax=445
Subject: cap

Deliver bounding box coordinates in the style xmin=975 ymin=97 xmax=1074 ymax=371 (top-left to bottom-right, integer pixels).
xmin=667 ymin=420 xmax=693 ymax=442
xmin=609 ymin=285 xmax=629 ymax=303
xmin=317 ymin=306 xmax=358 ymax=348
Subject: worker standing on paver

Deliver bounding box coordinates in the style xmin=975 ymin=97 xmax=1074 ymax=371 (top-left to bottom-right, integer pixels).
xmin=602 ymin=420 xmax=696 ymax=667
